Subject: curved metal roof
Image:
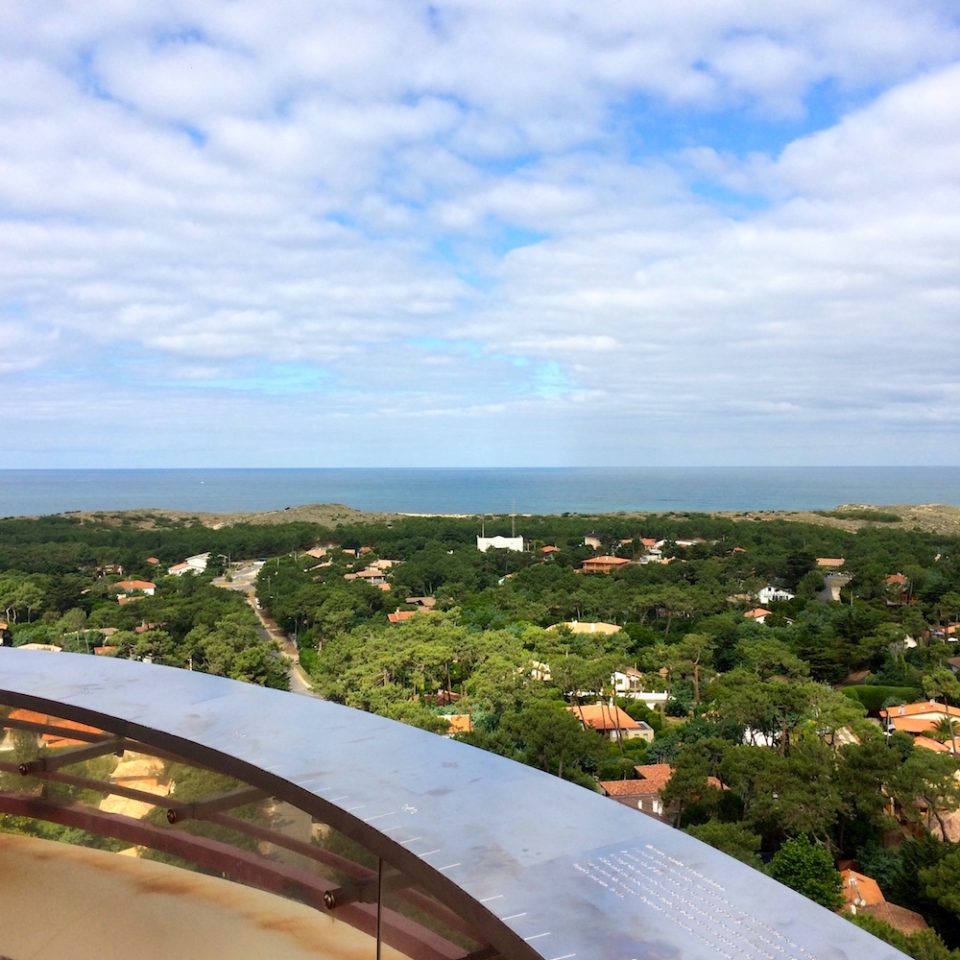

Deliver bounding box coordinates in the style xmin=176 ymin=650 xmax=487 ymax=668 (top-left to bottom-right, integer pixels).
xmin=0 ymin=650 xmax=908 ymax=960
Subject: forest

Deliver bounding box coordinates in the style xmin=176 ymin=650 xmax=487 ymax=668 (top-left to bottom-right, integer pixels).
xmin=3 ymin=507 xmax=960 ymax=958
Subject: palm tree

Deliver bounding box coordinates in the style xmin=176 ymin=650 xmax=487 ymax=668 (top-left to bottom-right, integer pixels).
xmin=933 ymin=715 xmax=958 ymax=754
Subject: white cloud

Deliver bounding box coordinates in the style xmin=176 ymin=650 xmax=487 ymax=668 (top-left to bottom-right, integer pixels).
xmin=0 ymin=1 xmax=958 ymax=465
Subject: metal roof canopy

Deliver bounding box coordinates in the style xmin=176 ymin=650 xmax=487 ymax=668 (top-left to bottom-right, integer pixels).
xmin=0 ymin=651 xmax=908 ymax=960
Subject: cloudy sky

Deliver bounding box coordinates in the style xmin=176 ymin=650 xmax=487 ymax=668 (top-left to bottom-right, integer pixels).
xmin=3 ymin=1 xmax=959 ymax=467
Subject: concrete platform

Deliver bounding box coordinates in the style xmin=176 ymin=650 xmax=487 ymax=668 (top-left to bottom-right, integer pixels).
xmin=0 ymin=835 xmax=395 ymax=960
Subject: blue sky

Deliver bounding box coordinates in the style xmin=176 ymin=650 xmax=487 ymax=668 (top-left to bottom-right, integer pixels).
xmin=2 ymin=1 xmax=959 ymax=467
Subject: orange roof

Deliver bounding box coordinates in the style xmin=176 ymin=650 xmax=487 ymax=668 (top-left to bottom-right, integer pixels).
xmin=569 ymin=703 xmax=640 ymax=732
xmin=145 ymin=557 xmax=160 ymax=564
xmin=817 ymin=557 xmax=845 ymax=568
xmin=743 ymin=608 xmax=772 ymax=619
xmin=885 ymin=573 xmax=908 ymax=586
xmin=888 ymin=717 xmax=938 ymax=734
xmin=629 ymin=762 xmax=724 ymax=794
xmin=541 ymin=545 xmax=560 ymax=554
xmin=633 ymin=763 xmax=674 ymax=792
xmin=600 ymin=779 xmax=657 ymax=797
xmin=880 ymin=701 xmax=960 ymax=720
xmin=387 ymin=610 xmax=417 ymax=624
xmin=840 ymin=869 xmax=885 ymax=909
xmin=861 ymin=902 xmax=928 ymax=936
xmin=444 ymin=714 xmax=473 ymax=735
xmin=914 ymin=736 xmax=958 ymax=752
xmin=116 ymin=580 xmax=155 ymax=591
xmin=581 ymin=556 xmax=631 ymax=573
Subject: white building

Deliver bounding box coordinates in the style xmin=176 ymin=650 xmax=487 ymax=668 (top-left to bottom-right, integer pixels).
xmin=476 ymin=535 xmax=524 ymax=553
xmin=758 ymin=585 xmax=795 ymax=604
xmin=168 ymin=553 xmax=211 ymax=576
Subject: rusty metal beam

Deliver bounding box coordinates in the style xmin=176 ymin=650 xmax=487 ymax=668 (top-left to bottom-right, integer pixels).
xmin=17 ymin=738 xmax=125 ymax=775
xmin=166 ymin=785 xmax=267 ymax=824
xmin=209 ymin=812 xmax=370 ymax=880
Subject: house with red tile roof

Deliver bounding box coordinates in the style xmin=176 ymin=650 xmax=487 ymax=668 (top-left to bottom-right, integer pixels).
xmin=817 ymin=557 xmax=846 ymax=569
xmin=568 ymin=703 xmax=653 ymax=743
xmin=838 ymin=868 xmax=930 ymax=935
xmin=116 ymin=580 xmax=156 ymax=596
xmin=600 ymin=764 xmax=675 ymax=818
xmin=840 ymin=869 xmax=884 ymax=911
xmin=880 ymin=701 xmax=960 ymax=736
xmin=600 ymin=763 xmax=725 ymax=819
xmin=743 ymin=607 xmax=773 ymax=623
xmin=344 ymin=567 xmax=387 ymax=585
xmin=387 ymin=610 xmax=417 ymax=624
xmin=580 ymin=556 xmax=631 ymax=574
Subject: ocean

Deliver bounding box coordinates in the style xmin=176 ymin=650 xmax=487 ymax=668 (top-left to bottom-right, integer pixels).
xmin=0 ymin=467 xmax=958 ymax=518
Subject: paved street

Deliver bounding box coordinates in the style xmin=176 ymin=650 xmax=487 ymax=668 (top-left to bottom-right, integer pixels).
xmin=212 ymin=561 xmax=320 ymax=698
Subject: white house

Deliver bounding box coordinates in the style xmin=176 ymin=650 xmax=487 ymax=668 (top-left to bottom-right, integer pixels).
xmin=611 ymin=671 xmax=669 ymax=709
xmin=168 ymin=553 xmax=210 ymax=576
xmin=476 ymin=535 xmax=524 ymax=553
xmin=758 ymin=585 xmax=795 ymax=604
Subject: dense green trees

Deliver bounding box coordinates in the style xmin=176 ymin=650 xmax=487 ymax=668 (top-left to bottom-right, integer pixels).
xmin=769 ymin=836 xmax=843 ymax=909
xmin=6 ymin=506 xmax=960 ymax=954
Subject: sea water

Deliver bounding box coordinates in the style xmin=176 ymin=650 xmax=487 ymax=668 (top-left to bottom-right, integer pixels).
xmin=0 ymin=467 xmax=958 ymax=517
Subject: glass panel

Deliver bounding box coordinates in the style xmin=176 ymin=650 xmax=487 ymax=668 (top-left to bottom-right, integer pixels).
xmin=378 ymin=858 xmax=503 ymax=960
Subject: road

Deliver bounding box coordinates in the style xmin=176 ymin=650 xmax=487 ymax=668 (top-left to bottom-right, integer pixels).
xmin=212 ymin=561 xmax=320 ymax=698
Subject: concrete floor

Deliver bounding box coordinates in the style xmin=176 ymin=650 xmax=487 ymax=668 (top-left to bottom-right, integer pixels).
xmin=0 ymin=834 xmax=398 ymax=960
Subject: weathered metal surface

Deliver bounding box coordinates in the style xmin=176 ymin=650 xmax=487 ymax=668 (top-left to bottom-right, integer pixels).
xmin=0 ymin=650 xmax=910 ymax=960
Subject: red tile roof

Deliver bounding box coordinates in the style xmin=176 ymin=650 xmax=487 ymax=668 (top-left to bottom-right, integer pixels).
xmin=880 ymin=701 xmax=960 ymax=720
xmin=840 ymin=869 xmax=885 ymax=909
xmin=116 ymin=580 xmax=155 ymax=591
xmin=387 ymin=610 xmax=417 ymax=624
xmin=569 ymin=703 xmax=640 ymax=732
xmin=914 ymin=736 xmax=960 ymax=753
xmin=581 ymin=556 xmax=631 ymax=573
xmin=600 ymin=779 xmax=655 ymax=797
xmin=861 ymin=902 xmax=929 ymax=935
xmin=743 ymin=608 xmax=772 ymax=619
xmin=632 ymin=763 xmax=674 ymax=792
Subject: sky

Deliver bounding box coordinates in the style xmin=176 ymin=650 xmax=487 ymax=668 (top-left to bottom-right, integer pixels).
xmin=2 ymin=1 xmax=959 ymax=468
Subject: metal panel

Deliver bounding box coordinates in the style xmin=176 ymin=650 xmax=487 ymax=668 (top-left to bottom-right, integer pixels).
xmin=0 ymin=650 xmax=910 ymax=960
